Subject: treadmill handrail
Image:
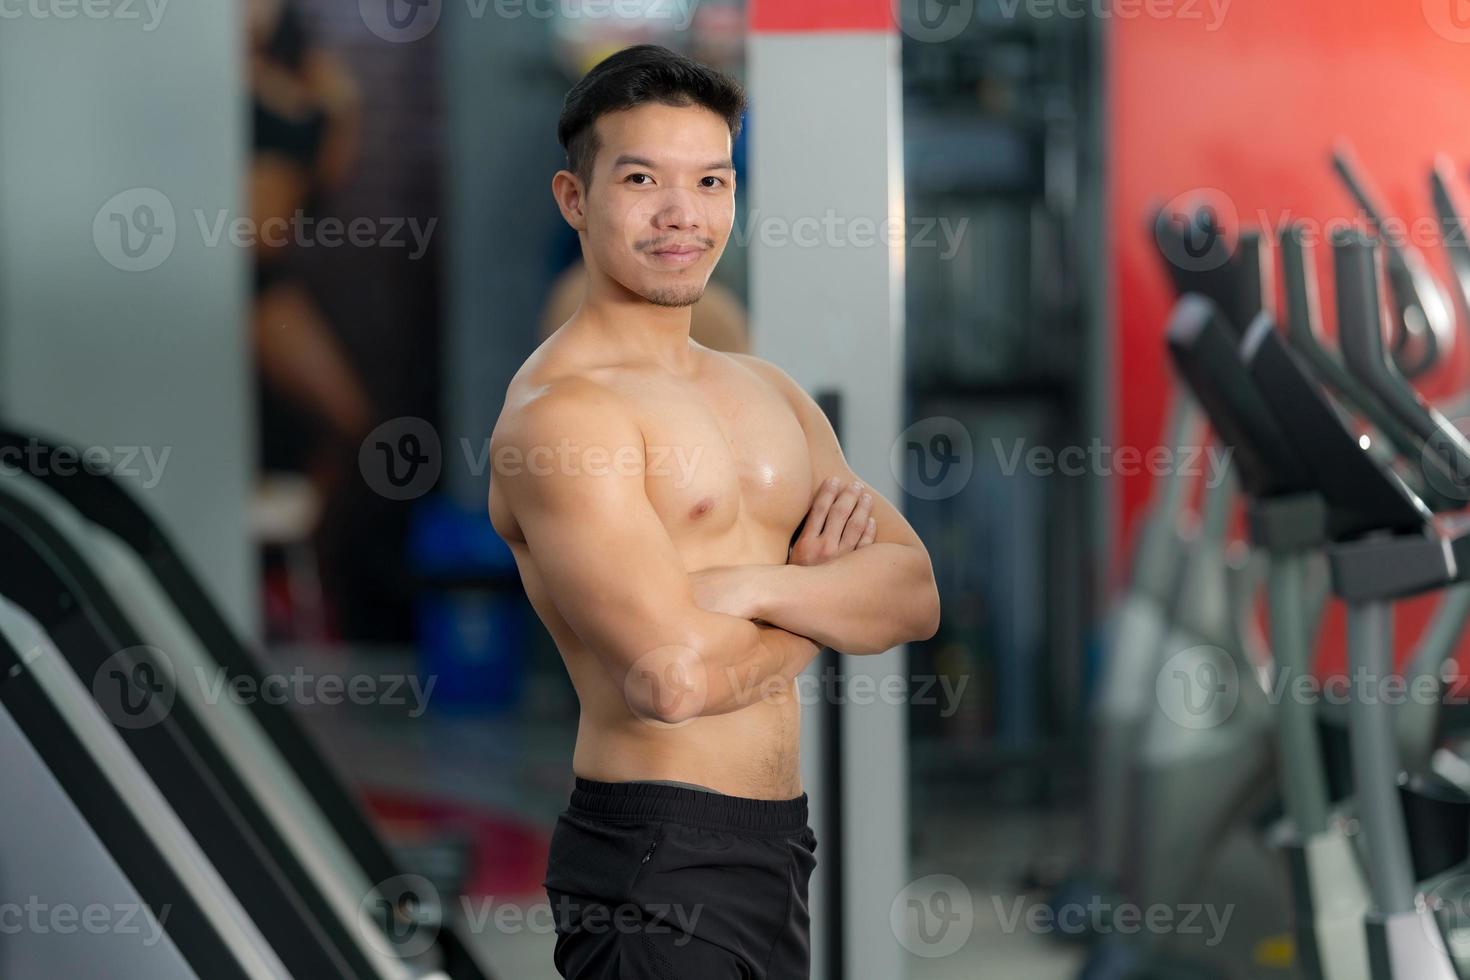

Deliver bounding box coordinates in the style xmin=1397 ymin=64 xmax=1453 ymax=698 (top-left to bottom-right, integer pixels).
xmin=1333 ymin=230 xmax=1470 ymax=500
xmin=1241 ymin=313 xmax=1431 ymax=540
xmin=1278 ymin=223 xmax=1445 ymax=498
xmin=1332 ymin=142 xmax=1454 ymax=378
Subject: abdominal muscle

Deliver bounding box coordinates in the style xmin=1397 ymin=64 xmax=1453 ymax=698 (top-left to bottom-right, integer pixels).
xmin=511 ymin=529 xmax=806 ymax=802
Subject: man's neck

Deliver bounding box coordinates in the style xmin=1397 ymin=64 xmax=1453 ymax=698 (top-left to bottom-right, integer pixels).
xmin=575 ymin=287 xmax=697 ymax=371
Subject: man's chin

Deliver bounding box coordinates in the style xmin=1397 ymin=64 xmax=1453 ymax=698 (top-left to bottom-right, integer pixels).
xmin=641 ymin=286 xmax=705 ymax=309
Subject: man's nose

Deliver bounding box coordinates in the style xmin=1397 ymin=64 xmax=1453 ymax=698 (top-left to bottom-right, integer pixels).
xmin=650 ymin=188 xmax=703 ymax=230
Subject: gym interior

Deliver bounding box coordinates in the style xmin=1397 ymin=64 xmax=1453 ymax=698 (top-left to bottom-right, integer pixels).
xmin=5 ymin=1 xmax=1470 ymax=978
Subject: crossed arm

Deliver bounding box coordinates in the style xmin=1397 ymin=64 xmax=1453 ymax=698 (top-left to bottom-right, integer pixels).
xmin=491 ymin=367 xmax=940 ymax=724
xmin=691 ymin=357 xmax=941 ymax=655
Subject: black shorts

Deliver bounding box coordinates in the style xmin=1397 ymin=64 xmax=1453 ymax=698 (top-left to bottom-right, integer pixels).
xmin=543 ymin=778 xmax=818 ymax=979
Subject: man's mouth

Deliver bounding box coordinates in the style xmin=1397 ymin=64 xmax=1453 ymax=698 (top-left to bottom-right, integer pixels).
xmin=649 ymin=244 xmax=706 ymax=266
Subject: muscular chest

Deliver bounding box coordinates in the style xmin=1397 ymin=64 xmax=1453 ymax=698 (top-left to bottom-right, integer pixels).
xmin=633 ymin=370 xmax=813 ymax=542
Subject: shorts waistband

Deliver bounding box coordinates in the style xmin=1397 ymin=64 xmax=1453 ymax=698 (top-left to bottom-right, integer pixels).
xmin=569 ymin=777 xmax=808 ymax=837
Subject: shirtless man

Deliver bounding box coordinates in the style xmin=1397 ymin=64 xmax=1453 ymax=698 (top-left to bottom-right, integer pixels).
xmin=487 ymin=44 xmax=941 ymax=979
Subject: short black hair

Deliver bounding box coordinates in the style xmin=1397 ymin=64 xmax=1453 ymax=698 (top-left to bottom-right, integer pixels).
xmin=557 ymin=44 xmax=747 ymax=187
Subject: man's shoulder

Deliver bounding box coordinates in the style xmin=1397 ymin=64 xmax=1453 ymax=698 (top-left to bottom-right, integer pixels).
xmin=722 ymin=353 xmax=813 ymax=415
xmin=493 ymin=372 xmax=633 ymax=452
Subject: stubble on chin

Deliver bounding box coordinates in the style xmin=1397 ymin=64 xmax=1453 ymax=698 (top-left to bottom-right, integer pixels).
xmin=642 ymin=284 xmax=705 ymax=308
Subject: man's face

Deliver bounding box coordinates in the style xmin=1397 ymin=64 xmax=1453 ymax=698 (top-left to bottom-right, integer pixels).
xmin=579 ymin=102 xmax=736 ymax=309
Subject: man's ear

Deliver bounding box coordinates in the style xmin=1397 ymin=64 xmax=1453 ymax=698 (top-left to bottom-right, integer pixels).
xmin=552 ymin=170 xmax=588 ymax=232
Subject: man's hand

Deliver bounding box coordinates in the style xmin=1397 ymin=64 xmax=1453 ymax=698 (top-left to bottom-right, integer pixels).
xmin=789 ymin=477 xmax=876 ymax=566
xmin=689 ymin=479 xmax=879 ymax=622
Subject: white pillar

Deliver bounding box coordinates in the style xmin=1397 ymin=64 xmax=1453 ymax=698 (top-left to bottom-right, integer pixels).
xmin=748 ymin=5 xmax=908 ymax=978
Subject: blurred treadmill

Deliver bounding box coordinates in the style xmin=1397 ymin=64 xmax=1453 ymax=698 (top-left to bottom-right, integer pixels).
xmin=0 ymin=594 xmax=291 ymax=980
xmin=0 ymin=433 xmax=493 ymax=979
xmin=0 ymin=473 xmax=453 ymax=979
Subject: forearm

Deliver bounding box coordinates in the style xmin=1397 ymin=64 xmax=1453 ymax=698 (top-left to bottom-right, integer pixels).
xmin=627 ymin=615 xmax=820 ymax=724
xmin=695 ymin=619 xmax=820 ymax=717
xmin=751 ymin=544 xmax=940 ymax=654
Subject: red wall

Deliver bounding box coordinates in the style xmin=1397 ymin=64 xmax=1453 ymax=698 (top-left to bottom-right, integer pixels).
xmin=1111 ymin=0 xmax=1470 ymax=673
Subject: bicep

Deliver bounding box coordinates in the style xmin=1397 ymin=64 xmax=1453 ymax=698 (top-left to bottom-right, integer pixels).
xmin=497 ymin=408 xmax=708 ymax=675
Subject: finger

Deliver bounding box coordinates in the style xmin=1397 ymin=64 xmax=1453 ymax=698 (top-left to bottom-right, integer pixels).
xmin=839 ymin=492 xmax=874 ymax=551
xmin=858 ymin=517 xmax=877 ymax=547
xmin=801 ymin=476 xmax=843 ymax=544
xmin=821 ymin=481 xmax=863 ymax=543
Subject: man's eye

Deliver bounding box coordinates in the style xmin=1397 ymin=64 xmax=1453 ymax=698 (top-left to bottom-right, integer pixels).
xmin=701 ymin=176 xmax=726 ymax=188
xmin=626 ymin=173 xmax=653 ymax=185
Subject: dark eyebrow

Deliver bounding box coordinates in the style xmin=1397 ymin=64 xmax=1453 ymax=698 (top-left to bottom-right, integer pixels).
xmin=611 ymin=154 xmax=735 ymax=172
xmin=612 ymin=154 xmax=658 ymax=169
